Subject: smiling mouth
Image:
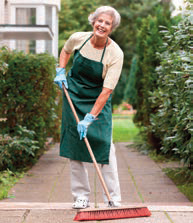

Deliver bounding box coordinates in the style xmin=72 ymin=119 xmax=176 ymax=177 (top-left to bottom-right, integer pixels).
xmin=97 ymin=28 xmax=105 ymax=34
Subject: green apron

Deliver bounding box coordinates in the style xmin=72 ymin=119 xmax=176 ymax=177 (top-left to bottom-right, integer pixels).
xmin=60 ymin=34 xmax=112 ymax=164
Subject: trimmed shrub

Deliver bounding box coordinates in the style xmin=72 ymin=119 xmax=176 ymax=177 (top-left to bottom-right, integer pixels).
xmin=124 ymin=5 xmax=175 ymax=149
xmin=148 ymin=5 xmax=193 ymax=168
xmin=0 ymin=47 xmax=59 ymax=153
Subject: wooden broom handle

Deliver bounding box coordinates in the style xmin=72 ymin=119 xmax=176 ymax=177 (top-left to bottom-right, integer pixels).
xmin=63 ymin=84 xmax=112 ymax=202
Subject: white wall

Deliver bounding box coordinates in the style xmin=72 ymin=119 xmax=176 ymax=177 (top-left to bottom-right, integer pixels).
xmin=4 ymin=0 xmax=11 ymax=24
xmin=52 ymin=6 xmax=58 ymax=57
xmin=36 ymin=5 xmax=46 ymax=54
xmin=10 ymin=0 xmax=60 ymax=10
xmin=0 ymin=1 xmax=5 ymax=24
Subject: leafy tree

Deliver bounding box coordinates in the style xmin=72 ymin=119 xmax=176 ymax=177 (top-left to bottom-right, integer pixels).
xmin=59 ymin=0 xmax=100 ymax=53
xmin=124 ymin=3 xmax=176 ymax=149
xmin=100 ymin=0 xmax=165 ymax=105
xmin=123 ymin=55 xmax=138 ymax=105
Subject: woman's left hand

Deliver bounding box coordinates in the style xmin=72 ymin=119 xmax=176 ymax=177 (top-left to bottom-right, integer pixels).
xmin=77 ymin=113 xmax=96 ymax=140
xmin=54 ymin=68 xmax=68 ymax=89
xmin=77 ymin=88 xmax=112 ymax=140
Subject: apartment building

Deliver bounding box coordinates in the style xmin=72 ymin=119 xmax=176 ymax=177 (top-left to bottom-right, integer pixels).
xmin=0 ymin=0 xmax=60 ymax=57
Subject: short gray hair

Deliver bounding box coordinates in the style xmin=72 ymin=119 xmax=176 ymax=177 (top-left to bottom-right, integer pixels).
xmin=88 ymin=6 xmax=121 ymax=32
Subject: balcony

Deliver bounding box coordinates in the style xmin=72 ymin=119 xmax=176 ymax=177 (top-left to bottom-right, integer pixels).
xmin=0 ymin=24 xmax=54 ymax=40
xmin=10 ymin=0 xmax=60 ymax=10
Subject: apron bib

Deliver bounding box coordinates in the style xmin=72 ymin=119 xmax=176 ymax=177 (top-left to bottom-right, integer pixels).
xmin=60 ymin=35 xmax=112 ymax=164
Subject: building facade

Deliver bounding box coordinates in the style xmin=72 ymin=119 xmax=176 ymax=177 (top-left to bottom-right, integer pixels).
xmin=0 ymin=0 xmax=60 ymax=57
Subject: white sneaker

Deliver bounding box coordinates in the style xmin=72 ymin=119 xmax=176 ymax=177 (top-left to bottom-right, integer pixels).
xmin=107 ymin=201 xmax=121 ymax=207
xmin=72 ymin=198 xmax=90 ymax=209
xmin=112 ymin=201 xmax=121 ymax=207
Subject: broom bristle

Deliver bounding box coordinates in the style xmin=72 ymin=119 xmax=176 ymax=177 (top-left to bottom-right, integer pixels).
xmin=74 ymin=207 xmax=151 ymax=221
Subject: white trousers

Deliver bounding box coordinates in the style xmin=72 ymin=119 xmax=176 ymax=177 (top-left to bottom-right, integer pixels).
xmin=70 ymin=142 xmax=121 ymax=203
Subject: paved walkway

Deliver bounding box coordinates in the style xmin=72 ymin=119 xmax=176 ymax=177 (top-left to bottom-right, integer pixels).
xmin=0 ymin=142 xmax=193 ymax=222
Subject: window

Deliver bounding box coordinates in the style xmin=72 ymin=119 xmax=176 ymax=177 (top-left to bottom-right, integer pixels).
xmin=45 ymin=40 xmax=52 ymax=54
xmin=16 ymin=40 xmax=36 ymax=54
xmin=16 ymin=8 xmax=36 ymax=54
xmin=16 ymin=8 xmax=36 ymax=25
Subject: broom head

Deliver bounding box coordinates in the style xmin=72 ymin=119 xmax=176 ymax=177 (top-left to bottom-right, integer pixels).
xmin=74 ymin=206 xmax=151 ymax=221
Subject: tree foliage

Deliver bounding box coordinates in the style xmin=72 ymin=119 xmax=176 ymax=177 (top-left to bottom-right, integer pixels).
xmin=124 ymin=3 xmax=176 ymax=149
xmin=100 ymin=0 xmax=165 ymax=105
xmin=59 ymin=0 xmax=100 ymax=53
xmin=147 ymin=4 xmax=193 ymax=168
xmin=124 ymin=56 xmax=138 ymax=105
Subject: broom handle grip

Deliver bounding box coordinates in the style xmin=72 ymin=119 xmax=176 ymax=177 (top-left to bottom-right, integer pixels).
xmin=63 ymin=85 xmax=112 ymax=202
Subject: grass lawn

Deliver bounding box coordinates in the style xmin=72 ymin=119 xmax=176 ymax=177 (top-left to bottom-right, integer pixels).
xmin=112 ymin=114 xmax=141 ymax=142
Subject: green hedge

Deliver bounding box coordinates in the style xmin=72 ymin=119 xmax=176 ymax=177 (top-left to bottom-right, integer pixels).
xmin=124 ymin=4 xmax=193 ymax=169
xmin=148 ymin=8 xmax=193 ymax=168
xmin=124 ymin=5 xmax=175 ymax=149
xmin=0 ymin=47 xmax=60 ymax=165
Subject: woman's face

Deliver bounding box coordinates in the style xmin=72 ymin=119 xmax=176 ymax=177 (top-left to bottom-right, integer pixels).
xmin=93 ymin=13 xmax=113 ymax=39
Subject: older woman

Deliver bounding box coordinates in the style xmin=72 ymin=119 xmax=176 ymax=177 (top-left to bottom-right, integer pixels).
xmin=54 ymin=6 xmax=124 ymax=209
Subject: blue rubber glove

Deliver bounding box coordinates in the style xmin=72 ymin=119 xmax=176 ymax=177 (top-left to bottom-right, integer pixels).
xmin=77 ymin=113 xmax=96 ymax=140
xmin=54 ymin=68 xmax=68 ymax=89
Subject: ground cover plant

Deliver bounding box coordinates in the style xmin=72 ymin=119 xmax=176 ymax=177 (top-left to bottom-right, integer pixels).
xmin=0 ymin=169 xmax=24 ymax=200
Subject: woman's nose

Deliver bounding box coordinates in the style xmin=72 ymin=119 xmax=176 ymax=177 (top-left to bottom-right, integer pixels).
xmin=100 ymin=22 xmax=105 ymax=27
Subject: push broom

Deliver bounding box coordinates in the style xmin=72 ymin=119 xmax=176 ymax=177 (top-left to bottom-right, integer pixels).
xmin=62 ymin=84 xmax=151 ymax=221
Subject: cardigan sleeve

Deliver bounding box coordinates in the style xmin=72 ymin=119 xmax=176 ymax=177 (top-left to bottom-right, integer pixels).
xmin=103 ymin=50 xmax=124 ymax=90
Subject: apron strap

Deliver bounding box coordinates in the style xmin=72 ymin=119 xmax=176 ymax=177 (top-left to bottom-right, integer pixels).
xmin=100 ymin=38 xmax=108 ymax=63
xmin=79 ymin=34 xmax=93 ymax=51
xmin=79 ymin=33 xmax=108 ymax=63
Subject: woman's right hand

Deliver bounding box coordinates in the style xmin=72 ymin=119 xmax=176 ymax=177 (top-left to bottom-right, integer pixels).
xmin=54 ymin=68 xmax=68 ymax=89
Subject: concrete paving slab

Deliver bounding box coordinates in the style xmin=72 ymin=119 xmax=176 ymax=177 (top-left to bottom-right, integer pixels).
xmin=149 ymin=205 xmax=193 ymax=211
xmin=0 ymin=142 xmax=193 ymax=223
xmin=0 ymin=210 xmax=25 ymax=223
xmin=27 ymin=157 xmax=65 ymax=176
xmin=0 ymin=203 xmax=193 ymax=223
xmin=142 ymin=192 xmax=190 ymax=204
xmin=0 ymin=202 xmax=193 ymax=211
xmin=5 ymin=181 xmax=54 ymax=202
xmin=115 ymin=143 xmax=191 ymax=205
xmin=44 ymin=171 xmax=72 ymax=202
xmin=168 ymin=212 xmax=193 ymax=223
xmin=103 ymin=212 xmax=170 ymax=223
xmin=24 ymin=209 xmax=77 ymax=223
